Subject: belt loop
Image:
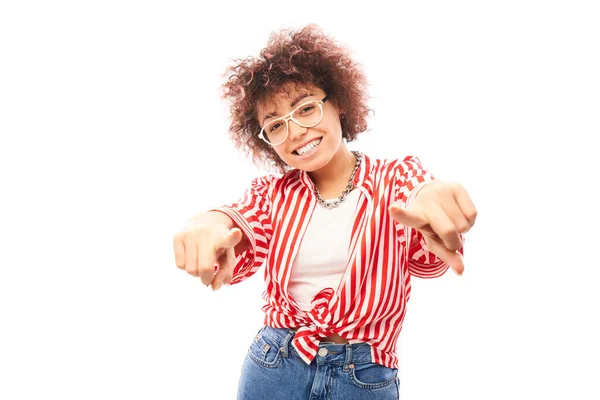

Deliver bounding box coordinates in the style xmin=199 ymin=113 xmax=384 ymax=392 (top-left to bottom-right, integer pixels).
xmin=280 ymin=329 xmax=295 ymax=358
xmin=343 ymin=343 xmax=353 ymax=371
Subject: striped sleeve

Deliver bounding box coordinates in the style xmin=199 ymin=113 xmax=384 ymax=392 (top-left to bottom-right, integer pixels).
xmin=407 ymin=230 xmax=465 ymax=278
xmin=394 ymin=156 xmax=464 ymax=278
xmin=209 ymin=174 xmax=278 ymax=285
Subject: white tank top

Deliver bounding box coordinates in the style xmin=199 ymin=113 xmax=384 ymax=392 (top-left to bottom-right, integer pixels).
xmin=288 ymin=189 xmax=361 ymax=311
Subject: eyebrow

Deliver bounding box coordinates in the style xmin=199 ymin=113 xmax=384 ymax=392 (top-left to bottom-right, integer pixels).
xmin=262 ymin=93 xmax=314 ymax=124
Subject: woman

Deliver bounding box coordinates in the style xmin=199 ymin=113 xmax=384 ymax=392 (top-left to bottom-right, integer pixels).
xmin=173 ymin=24 xmax=477 ymax=399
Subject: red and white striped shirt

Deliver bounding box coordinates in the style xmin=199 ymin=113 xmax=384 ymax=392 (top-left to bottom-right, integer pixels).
xmin=214 ymin=154 xmax=464 ymax=369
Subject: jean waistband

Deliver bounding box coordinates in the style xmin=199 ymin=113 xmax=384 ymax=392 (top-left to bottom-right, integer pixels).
xmin=259 ymin=325 xmax=374 ymax=366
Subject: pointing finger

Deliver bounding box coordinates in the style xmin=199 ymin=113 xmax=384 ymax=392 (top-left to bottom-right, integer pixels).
xmin=424 ymin=202 xmax=463 ymax=252
xmin=198 ymin=228 xmax=242 ymax=287
xmin=424 ymin=235 xmax=465 ymax=275
xmin=211 ymin=246 xmax=235 ymax=291
xmin=198 ymin=238 xmax=216 ymax=286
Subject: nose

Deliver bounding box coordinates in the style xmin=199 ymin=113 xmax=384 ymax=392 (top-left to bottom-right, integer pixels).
xmin=288 ymin=119 xmax=308 ymax=142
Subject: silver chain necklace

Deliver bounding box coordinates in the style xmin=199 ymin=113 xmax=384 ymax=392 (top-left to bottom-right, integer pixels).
xmin=313 ymin=150 xmax=362 ymax=209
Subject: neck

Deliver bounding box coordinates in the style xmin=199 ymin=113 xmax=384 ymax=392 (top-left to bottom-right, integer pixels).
xmin=308 ymin=144 xmax=356 ymax=191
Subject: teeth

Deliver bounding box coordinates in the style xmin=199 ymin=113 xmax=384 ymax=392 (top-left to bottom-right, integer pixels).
xmin=297 ymin=138 xmax=321 ymax=155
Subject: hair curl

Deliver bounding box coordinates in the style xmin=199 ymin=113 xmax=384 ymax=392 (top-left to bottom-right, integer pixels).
xmin=221 ymin=24 xmax=370 ymax=173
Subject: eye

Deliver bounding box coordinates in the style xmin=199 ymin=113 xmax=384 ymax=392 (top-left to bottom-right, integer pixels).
xmin=269 ymin=122 xmax=283 ymax=132
xmin=298 ymin=104 xmax=316 ymax=115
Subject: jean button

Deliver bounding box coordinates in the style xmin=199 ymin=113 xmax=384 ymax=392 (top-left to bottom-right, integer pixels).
xmin=318 ymin=348 xmax=328 ymax=357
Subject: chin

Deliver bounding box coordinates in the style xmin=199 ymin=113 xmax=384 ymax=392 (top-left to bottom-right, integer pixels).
xmin=293 ymin=155 xmax=331 ymax=173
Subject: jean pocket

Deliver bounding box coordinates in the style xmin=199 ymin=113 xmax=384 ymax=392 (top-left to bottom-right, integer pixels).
xmin=247 ymin=331 xmax=282 ymax=369
xmin=348 ymin=362 xmax=398 ymax=390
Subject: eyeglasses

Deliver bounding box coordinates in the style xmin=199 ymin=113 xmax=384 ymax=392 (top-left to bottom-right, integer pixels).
xmin=258 ymin=96 xmax=329 ymax=146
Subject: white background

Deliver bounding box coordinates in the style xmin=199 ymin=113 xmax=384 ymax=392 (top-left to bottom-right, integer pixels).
xmin=1 ymin=1 xmax=599 ymax=399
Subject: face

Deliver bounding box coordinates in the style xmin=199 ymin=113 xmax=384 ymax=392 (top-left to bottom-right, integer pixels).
xmin=257 ymin=83 xmax=345 ymax=172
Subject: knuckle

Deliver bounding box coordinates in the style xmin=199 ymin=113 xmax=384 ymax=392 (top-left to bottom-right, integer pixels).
xmin=173 ymin=232 xmax=184 ymax=244
xmin=469 ymin=209 xmax=478 ymax=222
xmin=184 ymin=235 xmax=199 ymax=249
xmin=184 ymin=225 xmax=208 ymax=238
xmin=185 ymin=226 xmax=200 ymax=236
xmin=185 ymin=265 xmax=197 ymax=274
xmin=174 ymin=251 xmax=184 ymax=267
xmin=443 ymin=239 xmax=460 ymax=252
xmin=200 ymin=275 xmax=213 ymax=286
xmin=197 ymin=263 xmax=214 ymax=276
xmin=450 ymin=182 xmax=464 ymax=191
xmin=441 ymin=227 xmax=455 ymax=238
xmin=457 ymin=222 xmax=470 ymax=233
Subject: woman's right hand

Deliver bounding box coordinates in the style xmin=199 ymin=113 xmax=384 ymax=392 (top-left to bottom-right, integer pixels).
xmin=173 ymin=215 xmax=244 ymax=291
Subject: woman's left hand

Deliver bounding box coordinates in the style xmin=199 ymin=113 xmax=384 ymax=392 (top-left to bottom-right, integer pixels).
xmin=388 ymin=180 xmax=477 ymax=276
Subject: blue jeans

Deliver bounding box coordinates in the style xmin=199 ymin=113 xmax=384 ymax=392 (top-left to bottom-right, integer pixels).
xmin=237 ymin=326 xmax=400 ymax=400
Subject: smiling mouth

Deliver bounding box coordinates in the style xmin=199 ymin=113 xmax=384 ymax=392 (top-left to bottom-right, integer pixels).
xmin=293 ymin=138 xmax=323 ymax=156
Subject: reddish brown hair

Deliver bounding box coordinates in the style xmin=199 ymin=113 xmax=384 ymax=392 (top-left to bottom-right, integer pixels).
xmin=221 ymin=24 xmax=370 ymax=173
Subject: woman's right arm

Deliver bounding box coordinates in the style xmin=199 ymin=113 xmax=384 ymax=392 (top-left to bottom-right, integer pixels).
xmin=174 ymin=173 xmax=279 ymax=289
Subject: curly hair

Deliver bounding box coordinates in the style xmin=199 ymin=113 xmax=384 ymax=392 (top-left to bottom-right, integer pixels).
xmin=221 ymin=24 xmax=370 ymax=173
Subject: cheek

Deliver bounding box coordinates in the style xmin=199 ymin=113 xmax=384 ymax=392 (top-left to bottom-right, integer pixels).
xmin=272 ymin=146 xmax=291 ymax=161
xmin=322 ymin=121 xmax=343 ymax=143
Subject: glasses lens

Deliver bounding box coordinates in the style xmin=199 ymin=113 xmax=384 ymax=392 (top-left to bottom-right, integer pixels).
xmin=292 ymin=101 xmax=322 ymax=127
xmin=264 ymin=119 xmax=287 ymax=145
xmin=262 ymin=101 xmax=323 ymax=146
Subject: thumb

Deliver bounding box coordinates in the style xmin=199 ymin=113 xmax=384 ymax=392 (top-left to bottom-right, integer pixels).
xmin=214 ymin=227 xmax=243 ymax=254
xmin=388 ymin=204 xmax=427 ymax=229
